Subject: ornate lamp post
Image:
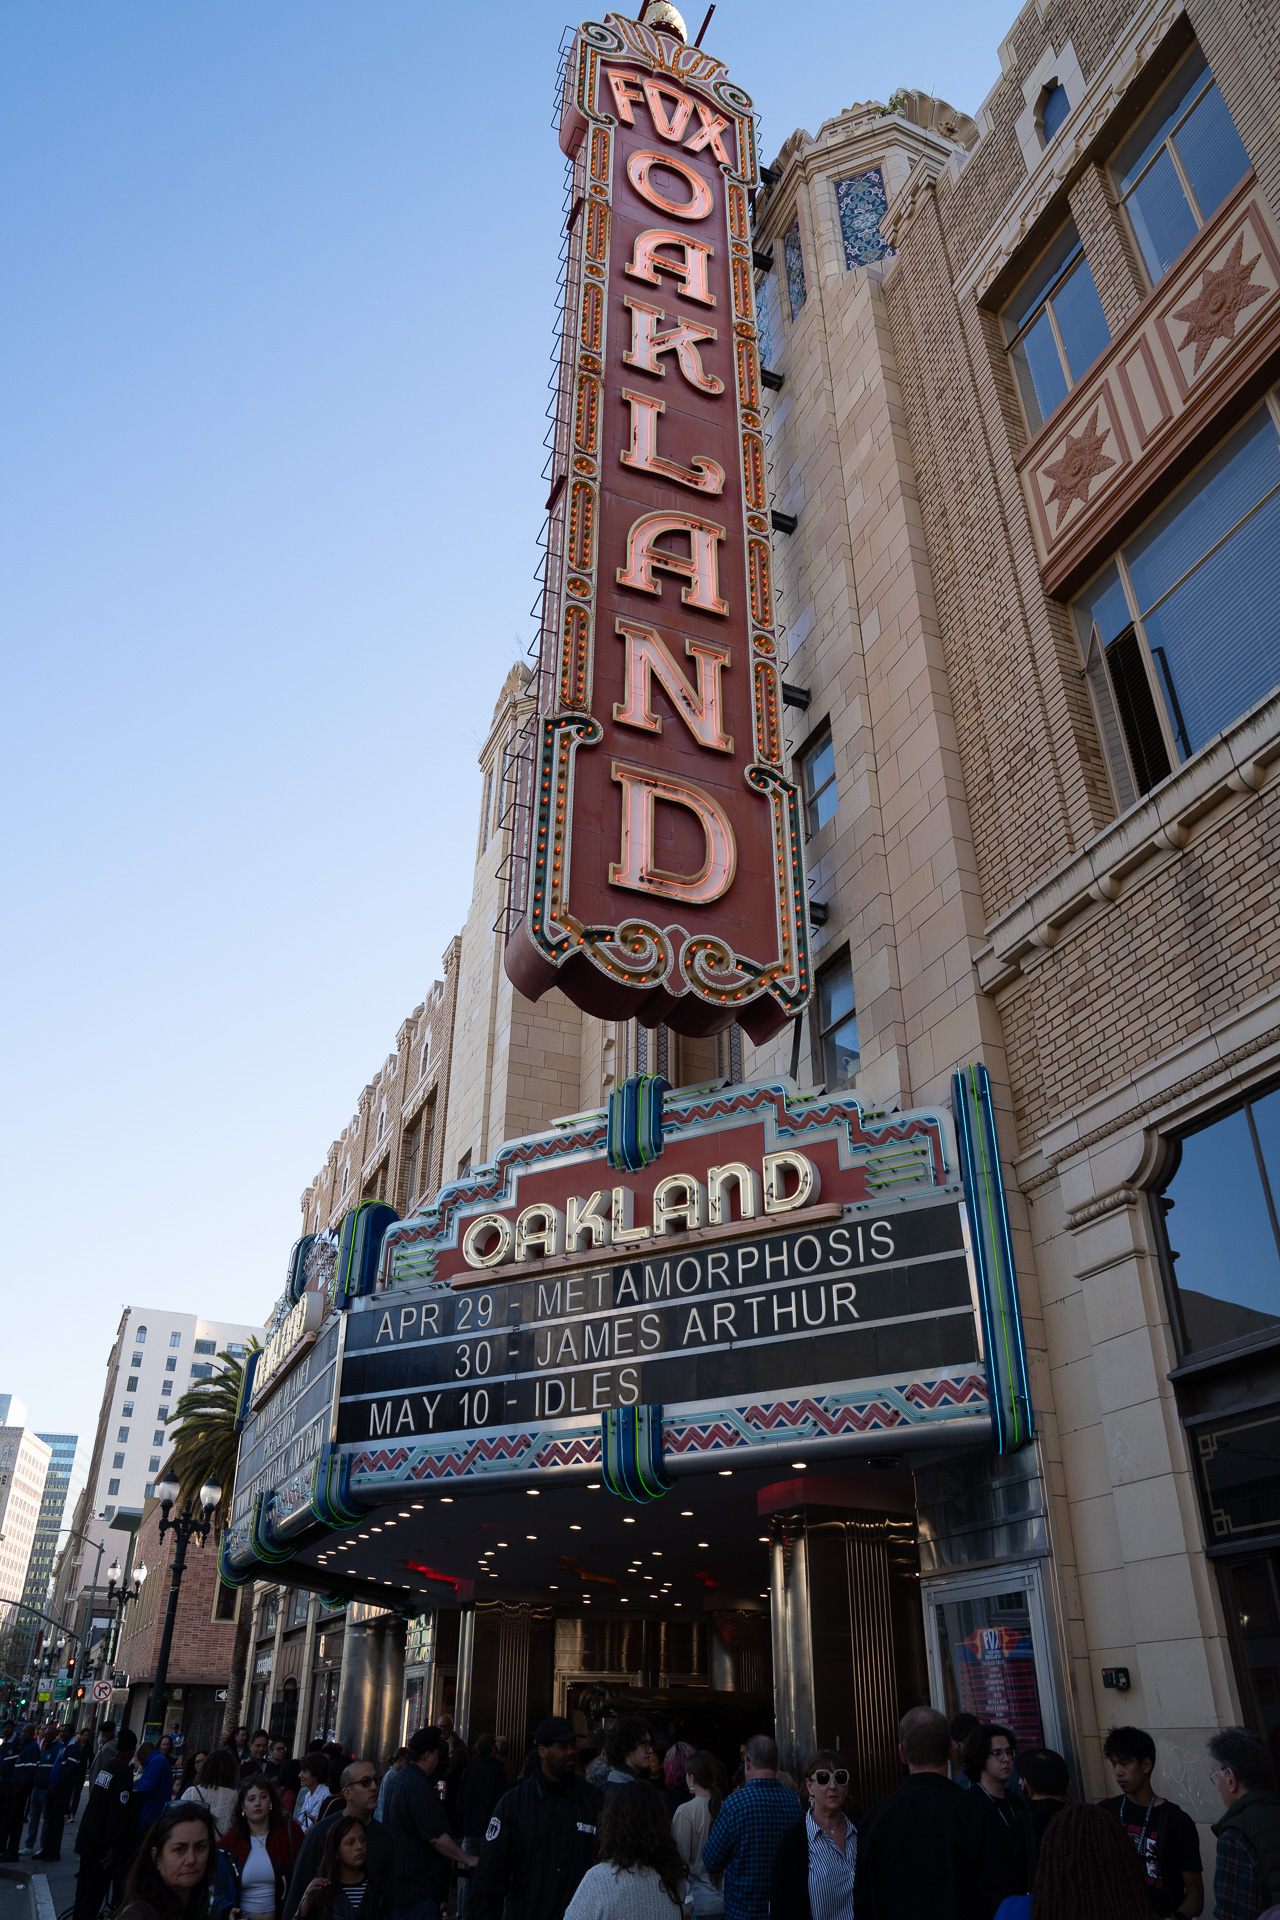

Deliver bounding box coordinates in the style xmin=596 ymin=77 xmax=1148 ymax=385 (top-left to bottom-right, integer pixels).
xmin=143 ymin=1473 xmax=221 ymax=1741
xmin=105 ymin=1560 xmax=148 ymax=1674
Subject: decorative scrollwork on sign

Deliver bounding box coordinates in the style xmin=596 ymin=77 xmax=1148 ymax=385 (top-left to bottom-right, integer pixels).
xmin=581 ymin=19 xmax=628 ymax=53
xmin=585 ymin=917 xmax=675 ymax=988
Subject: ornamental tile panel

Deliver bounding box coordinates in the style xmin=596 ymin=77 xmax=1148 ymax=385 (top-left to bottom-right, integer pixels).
xmin=1018 ymin=184 xmax=1280 ymax=592
xmin=835 ymin=169 xmax=893 ymax=270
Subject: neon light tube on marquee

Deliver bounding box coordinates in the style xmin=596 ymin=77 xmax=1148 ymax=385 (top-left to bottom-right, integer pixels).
xmin=504 ymin=11 xmax=811 ymax=1044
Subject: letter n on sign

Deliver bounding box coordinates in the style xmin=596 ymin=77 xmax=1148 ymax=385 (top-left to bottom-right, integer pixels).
xmin=501 ymin=13 xmax=811 ymax=1046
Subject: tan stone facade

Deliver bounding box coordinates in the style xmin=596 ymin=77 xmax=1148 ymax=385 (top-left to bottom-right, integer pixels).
xmin=740 ymin=0 xmax=1280 ymax=1831
xmin=259 ymin=0 xmax=1280 ymax=1843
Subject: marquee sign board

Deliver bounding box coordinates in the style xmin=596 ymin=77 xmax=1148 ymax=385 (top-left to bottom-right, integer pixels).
xmin=223 ymin=1313 xmax=345 ymax=1571
xmin=505 ymin=13 xmax=808 ymax=1044
xmin=221 ymin=1078 xmax=1031 ymax=1582
xmin=339 ymin=1081 xmax=999 ymax=1499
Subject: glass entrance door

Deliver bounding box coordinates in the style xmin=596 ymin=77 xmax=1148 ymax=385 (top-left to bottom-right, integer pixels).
xmin=921 ymin=1561 xmax=1064 ymax=1758
xmin=1220 ymin=1550 xmax=1280 ymax=1759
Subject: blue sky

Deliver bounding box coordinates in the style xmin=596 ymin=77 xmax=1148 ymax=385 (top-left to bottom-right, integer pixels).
xmin=1 ymin=0 xmax=1016 ymax=1434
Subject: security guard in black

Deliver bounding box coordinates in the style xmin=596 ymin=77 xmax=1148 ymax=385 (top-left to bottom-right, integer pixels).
xmin=469 ymin=1717 xmax=603 ymax=1920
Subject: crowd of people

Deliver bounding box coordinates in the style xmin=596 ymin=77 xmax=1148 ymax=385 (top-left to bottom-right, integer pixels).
xmin=4 ymin=1702 xmax=1280 ymax=1919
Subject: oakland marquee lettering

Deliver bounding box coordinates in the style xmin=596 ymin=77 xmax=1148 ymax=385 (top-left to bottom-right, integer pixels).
xmin=504 ymin=16 xmax=811 ymax=1045
xmin=337 ymin=1201 xmax=978 ymax=1442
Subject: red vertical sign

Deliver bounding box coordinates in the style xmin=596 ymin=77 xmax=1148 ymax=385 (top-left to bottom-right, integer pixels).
xmin=504 ymin=13 xmax=810 ymax=1044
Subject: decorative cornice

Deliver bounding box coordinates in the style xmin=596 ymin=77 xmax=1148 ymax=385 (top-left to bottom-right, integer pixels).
xmin=975 ymin=691 xmax=1280 ymax=994
xmin=1063 ymin=1187 xmax=1141 ymax=1229
xmin=953 ymin=0 xmax=1187 ymax=305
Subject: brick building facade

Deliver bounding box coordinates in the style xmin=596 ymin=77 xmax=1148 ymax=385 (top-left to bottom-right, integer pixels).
xmin=748 ymin=0 xmax=1280 ymax=1832
xmin=114 ymin=1491 xmax=239 ymax=1752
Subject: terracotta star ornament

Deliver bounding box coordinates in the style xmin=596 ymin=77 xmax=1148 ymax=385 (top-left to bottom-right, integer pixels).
xmin=1043 ymin=408 xmax=1116 ymax=522
xmin=1172 ymin=234 xmax=1267 ymax=376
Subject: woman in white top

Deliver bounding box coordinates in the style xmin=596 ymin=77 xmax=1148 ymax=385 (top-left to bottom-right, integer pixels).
xmin=670 ymin=1752 xmax=725 ymax=1916
xmin=180 ymin=1747 xmax=239 ymax=1839
xmin=219 ymin=1778 xmax=305 ymax=1920
xmin=295 ymin=1753 xmax=335 ymax=1834
xmin=564 ymin=1782 xmax=687 ymax=1920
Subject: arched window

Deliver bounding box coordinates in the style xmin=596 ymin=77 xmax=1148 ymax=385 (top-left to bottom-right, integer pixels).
xmin=136 ymin=1326 xmax=148 ymax=1342
xmin=1040 ymin=81 xmax=1070 ymax=142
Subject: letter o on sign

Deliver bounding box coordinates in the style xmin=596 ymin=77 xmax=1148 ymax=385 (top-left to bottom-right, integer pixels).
xmin=462 ymin=1213 xmax=515 ymax=1268
xmin=626 ymin=149 xmax=714 ymax=220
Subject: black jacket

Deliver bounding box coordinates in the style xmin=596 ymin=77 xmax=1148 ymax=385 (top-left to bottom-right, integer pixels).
xmin=283 ymin=1813 xmax=394 ymax=1920
xmin=456 ymin=1757 xmax=511 ymax=1844
xmin=469 ymin=1769 xmax=604 ymax=1920
xmin=75 ymin=1758 xmax=139 ymax=1867
xmin=854 ymin=1771 xmax=1000 ymax=1920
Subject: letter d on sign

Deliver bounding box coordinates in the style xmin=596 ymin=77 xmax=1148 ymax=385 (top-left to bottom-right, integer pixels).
xmin=611 ymin=763 xmax=736 ymax=905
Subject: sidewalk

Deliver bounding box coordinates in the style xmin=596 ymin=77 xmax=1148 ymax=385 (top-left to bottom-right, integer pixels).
xmin=0 ymin=1804 xmax=89 ymax=1920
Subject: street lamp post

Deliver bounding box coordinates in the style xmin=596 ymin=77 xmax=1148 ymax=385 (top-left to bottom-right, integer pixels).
xmin=101 ymin=1558 xmax=148 ymax=1732
xmin=143 ymin=1474 xmax=220 ymax=1742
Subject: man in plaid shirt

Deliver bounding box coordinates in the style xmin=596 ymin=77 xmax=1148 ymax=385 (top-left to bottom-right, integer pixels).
xmin=1209 ymin=1726 xmax=1280 ymax=1920
xmin=703 ymin=1734 xmax=801 ymax=1920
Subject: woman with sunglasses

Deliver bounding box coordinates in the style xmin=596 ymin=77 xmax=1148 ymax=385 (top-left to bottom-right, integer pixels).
xmin=771 ymin=1751 xmax=855 ymax=1920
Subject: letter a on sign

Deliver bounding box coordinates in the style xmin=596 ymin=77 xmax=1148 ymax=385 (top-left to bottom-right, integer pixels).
xmin=503 ymin=12 xmax=811 ymax=1045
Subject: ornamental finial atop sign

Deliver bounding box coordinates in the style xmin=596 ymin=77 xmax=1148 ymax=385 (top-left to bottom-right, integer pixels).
xmin=504 ymin=16 xmax=809 ymax=1046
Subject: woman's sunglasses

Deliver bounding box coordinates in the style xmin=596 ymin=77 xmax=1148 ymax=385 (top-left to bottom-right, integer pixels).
xmin=810 ymin=1769 xmax=849 ymax=1786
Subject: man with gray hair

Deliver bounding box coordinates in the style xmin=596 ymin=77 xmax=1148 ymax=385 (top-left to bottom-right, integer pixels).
xmin=1208 ymin=1725 xmax=1280 ymax=1920
xmin=853 ymin=1706 xmax=995 ymax=1918
xmin=702 ymin=1734 xmax=801 ymax=1920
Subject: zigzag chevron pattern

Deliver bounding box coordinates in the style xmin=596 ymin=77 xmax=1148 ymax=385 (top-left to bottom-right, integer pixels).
xmin=348 ymin=1373 xmax=988 ymax=1483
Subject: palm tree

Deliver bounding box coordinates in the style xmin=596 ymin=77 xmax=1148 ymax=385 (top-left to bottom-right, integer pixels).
xmin=168 ymin=1342 xmax=260 ymax=1740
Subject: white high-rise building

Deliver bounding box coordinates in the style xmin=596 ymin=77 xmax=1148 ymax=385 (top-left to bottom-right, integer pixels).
xmin=0 ymin=1400 xmax=52 ymax=1632
xmin=77 ymin=1307 xmax=262 ymax=1584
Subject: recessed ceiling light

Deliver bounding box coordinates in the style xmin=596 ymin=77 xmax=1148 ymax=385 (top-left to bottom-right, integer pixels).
xmin=527 ymin=1489 xmax=539 ymax=1496
xmin=526 ymin=1534 xmax=537 ymax=1540
xmin=358 ymin=1533 xmax=370 ymax=1539
xmin=621 ymin=1596 xmax=629 ymax=1602
xmin=413 ymin=1502 xmax=426 ymax=1509
xmin=623 ymin=1517 xmax=636 ymax=1525
xmin=498 ymin=1541 xmax=508 ymax=1547
xmin=398 ymin=1511 xmax=411 ymax=1518
xmin=680 ymin=1511 xmax=693 ymax=1517
xmin=570 ymin=1524 xmax=582 ymax=1531
xmin=698 ymin=1541 xmax=710 ymax=1547
xmin=675 ymin=1602 xmax=682 ymax=1607
xmin=439 ymin=1498 xmax=452 ymax=1505
xmin=549 ymin=1584 xmax=559 ymax=1589
xmin=791 ymin=1462 xmax=807 ymax=1470
xmin=653 ymin=1550 xmax=662 ymax=1556
xmin=759 ymin=1536 xmax=769 ymax=1542
xmin=587 ymin=1483 xmax=600 ymax=1489
xmin=718 ymin=1469 xmax=732 ymax=1477
xmin=371 ymin=1526 xmax=383 ymax=1533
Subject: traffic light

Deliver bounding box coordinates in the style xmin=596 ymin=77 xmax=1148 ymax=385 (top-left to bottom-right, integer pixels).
xmin=75 ymin=1685 xmax=86 ymax=1701
xmin=66 ymin=1650 xmax=76 ymax=1676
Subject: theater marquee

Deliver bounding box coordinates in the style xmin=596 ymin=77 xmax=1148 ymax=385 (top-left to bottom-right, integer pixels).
xmin=505 ymin=12 xmax=808 ymax=1044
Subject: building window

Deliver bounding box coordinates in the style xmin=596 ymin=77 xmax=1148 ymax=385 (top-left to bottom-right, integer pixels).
xmin=117 ymin=1427 xmax=129 ymax=1443
xmin=104 ymin=1505 xmax=115 ymax=1520
xmin=161 ymin=1381 xmax=172 ymax=1398
xmin=799 ymin=725 xmax=838 ymax=835
xmin=228 ymin=1343 xmax=246 ymax=1358
xmin=149 ymin=1457 xmax=161 ymax=1472
xmin=815 ymin=953 xmax=859 ymax=1089
xmin=1074 ymin=399 xmax=1280 ymax=804
xmin=107 ymin=1479 xmax=120 ymax=1496
xmin=153 ymin=1430 xmax=166 ymax=1446
xmin=112 ymin=1453 xmax=125 ymax=1470
xmin=1113 ymin=45 xmax=1250 ymax=285
xmin=458 ymin=1150 xmax=472 ymax=1180
xmin=121 ymin=1403 xmax=134 ymax=1418
xmin=835 ymin=170 xmax=892 ymax=270
xmin=194 ymin=1339 xmax=215 ymax=1356
xmin=144 ymin=1482 xmax=155 ymax=1499
xmin=190 ymin=1363 xmax=212 ymax=1379
xmin=136 ymin=1326 xmax=147 ymax=1342
xmin=1039 ymin=81 xmax=1071 ymax=143
xmin=126 ymin=1376 xmax=139 ymax=1392
xmin=1155 ymin=1079 xmax=1280 ymax=1354
xmin=418 ymin=1035 xmax=431 ymax=1082
xmin=1002 ymin=221 xmax=1110 ymax=434
xmin=783 ymin=220 xmax=806 ymax=318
